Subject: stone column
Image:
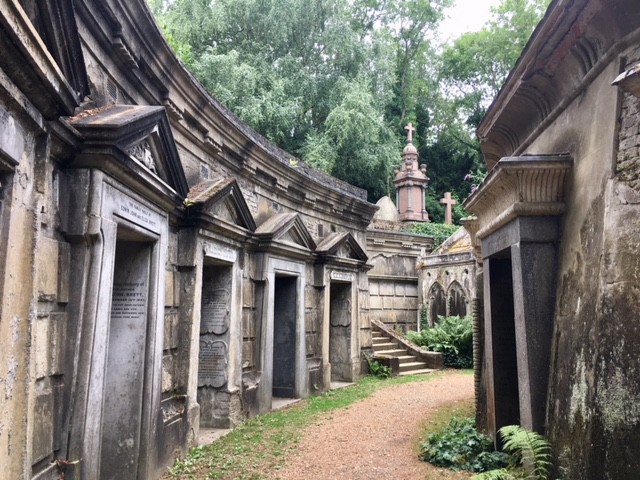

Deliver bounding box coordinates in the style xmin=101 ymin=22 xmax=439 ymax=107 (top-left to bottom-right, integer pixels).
xmin=510 ymin=234 xmax=558 ymax=433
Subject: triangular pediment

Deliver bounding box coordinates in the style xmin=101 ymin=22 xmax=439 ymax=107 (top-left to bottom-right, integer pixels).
xmin=69 ymin=105 xmax=189 ymax=198
xmin=185 ymin=178 xmax=256 ymax=231
xmin=316 ymin=232 xmax=368 ymax=262
xmin=255 ymin=213 xmax=316 ymax=251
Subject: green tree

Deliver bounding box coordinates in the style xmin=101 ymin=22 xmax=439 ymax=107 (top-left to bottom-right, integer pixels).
xmin=439 ymin=0 xmax=551 ymax=117
xmin=150 ymin=0 xmax=450 ymax=201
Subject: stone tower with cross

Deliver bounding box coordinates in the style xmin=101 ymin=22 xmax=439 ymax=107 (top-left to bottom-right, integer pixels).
xmin=393 ymin=123 xmax=429 ymax=222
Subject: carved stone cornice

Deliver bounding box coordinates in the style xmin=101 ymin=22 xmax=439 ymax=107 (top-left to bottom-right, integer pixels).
xmin=460 ymin=216 xmax=482 ymax=264
xmin=463 ymin=155 xmax=572 ymax=240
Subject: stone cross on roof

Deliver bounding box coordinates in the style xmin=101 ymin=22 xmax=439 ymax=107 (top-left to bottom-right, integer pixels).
xmin=440 ymin=192 xmax=457 ymax=225
xmin=405 ymin=122 xmax=415 ymax=143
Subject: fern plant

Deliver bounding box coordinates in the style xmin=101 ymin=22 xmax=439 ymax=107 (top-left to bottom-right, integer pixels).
xmin=472 ymin=425 xmax=552 ymax=480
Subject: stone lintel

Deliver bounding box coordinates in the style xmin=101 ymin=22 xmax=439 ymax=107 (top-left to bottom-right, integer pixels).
xmin=463 ymin=155 xmax=572 ymax=241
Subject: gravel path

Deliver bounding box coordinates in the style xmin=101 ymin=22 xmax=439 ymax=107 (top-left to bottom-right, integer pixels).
xmin=270 ymin=371 xmax=474 ymax=480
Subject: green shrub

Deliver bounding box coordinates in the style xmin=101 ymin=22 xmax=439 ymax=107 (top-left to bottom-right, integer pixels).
xmin=421 ymin=416 xmax=509 ymax=472
xmin=407 ymin=315 xmax=473 ymax=368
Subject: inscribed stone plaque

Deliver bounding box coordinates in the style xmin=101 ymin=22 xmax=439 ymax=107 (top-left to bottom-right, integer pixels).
xmin=331 ymin=271 xmax=353 ymax=282
xmin=198 ymin=338 xmax=228 ymax=388
xmin=201 ymin=288 xmax=230 ymax=334
xmin=111 ymin=281 xmax=147 ymax=321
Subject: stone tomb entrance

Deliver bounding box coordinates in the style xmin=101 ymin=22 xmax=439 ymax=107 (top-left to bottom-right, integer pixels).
xmin=329 ymin=275 xmax=353 ymax=382
xmin=198 ymin=261 xmax=232 ymax=427
xmin=254 ymin=213 xmax=313 ymax=411
xmin=102 ymin=232 xmax=155 ymax=479
xmin=485 ymin=252 xmax=520 ymax=438
xmin=464 ymin=156 xmax=570 ymax=439
xmin=272 ymin=274 xmax=298 ymax=398
xmin=64 ymin=105 xmax=188 ymax=479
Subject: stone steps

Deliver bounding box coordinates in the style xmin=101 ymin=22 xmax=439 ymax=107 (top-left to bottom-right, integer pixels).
xmin=370 ymin=328 xmax=435 ymax=376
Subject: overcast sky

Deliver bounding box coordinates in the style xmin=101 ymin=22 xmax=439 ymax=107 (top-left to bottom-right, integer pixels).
xmin=439 ymin=0 xmax=500 ymax=41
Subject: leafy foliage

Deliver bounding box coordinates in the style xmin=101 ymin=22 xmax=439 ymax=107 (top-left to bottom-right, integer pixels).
xmin=407 ymin=316 xmax=473 ymax=368
xmin=472 ymin=425 xmax=552 ymax=480
xmin=438 ymin=0 xmax=551 ymax=125
xmin=403 ymin=222 xmax=459 ymax=247
xmin=421 ymin=416 xmax=509 ymax=472
xmin=364 ymin=353 xmax=393 ymax=379
xmin=149 ymin=0 xmax=549 ymax=202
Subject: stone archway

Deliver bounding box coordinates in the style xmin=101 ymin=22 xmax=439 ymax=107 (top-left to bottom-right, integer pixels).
xmin=428 ymin=282 xmax=446 ymax=325
xmin=447 ymin=281 xmax=467 ymax=317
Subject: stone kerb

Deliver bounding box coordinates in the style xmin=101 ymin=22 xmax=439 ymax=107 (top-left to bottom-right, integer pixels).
xmin=463 ymin=155 xmax=572 ymax=243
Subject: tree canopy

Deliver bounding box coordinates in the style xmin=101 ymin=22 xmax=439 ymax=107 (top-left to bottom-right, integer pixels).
xmin=150 ymin=0 xmax=549 ymax=215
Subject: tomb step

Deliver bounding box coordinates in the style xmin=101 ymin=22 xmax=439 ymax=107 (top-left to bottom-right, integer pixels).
xmin=398 ymin=368 xmax=436 ymax=376
xmin=396 ymin=355 xmax=419 ymax=364
xmin=399 ymin=361 xmax=429 ymax=372
xmin=372 ymin=342 xmax=398 ymax=352
xmin=374 ymin=348 xmax=406 ymax=356
xmin=372 ymin=336 xmax=392 ymax=344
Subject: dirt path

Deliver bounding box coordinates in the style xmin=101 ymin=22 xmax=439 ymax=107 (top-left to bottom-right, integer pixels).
xmin=270 ymin=371 xmax=474 ymax=480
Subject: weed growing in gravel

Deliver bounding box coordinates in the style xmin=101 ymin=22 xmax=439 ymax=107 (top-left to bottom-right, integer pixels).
xmin=164 ymin=373 xmax=442 ymax=480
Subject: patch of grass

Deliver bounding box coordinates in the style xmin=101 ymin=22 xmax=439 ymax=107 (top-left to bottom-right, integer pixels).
xmin=164 ymin=373 xmax=443 ymax=479
xmin=420 ymin=397 xmax=475 ymax=439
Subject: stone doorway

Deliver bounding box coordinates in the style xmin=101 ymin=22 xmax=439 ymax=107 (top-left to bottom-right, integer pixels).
xmin=272 ymin=275 xmax=297 ymax=398
xmin=487 ymin=254 xmax=520 ymax=440
xmin=329 ymin=281 xmax=352 ymax=382
xmin=101 ymin=234 xmax=153 ymax=480
xmin=198 ymin=262 xmax=232 ymax=427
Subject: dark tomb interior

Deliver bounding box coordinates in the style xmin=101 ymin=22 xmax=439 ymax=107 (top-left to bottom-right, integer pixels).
xmin=489 ymin=255 xmax=520 ymax=441
xmin=272 ymin=275 xmax=297 ymax=398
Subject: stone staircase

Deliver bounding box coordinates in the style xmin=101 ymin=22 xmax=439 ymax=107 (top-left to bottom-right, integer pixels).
xmin=370 ymin=320 xmax=443 ymax=376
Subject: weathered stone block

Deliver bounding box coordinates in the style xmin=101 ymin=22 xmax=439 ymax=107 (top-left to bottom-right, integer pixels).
xmin=32 ymin=380 xmax=53 ymax=464
xmin=57 ymin=241 xmax=70 ymax=304
xmin=369 ymin=295 xmax=383 ymax=309
xmin=242 ymin=279 xmax=254 ymax=307
xmin=369 ymin=281 xmax=379 ymax=295
xmin=394 ymin=283 xmax=405 ymax=296
xmin=0 ymin=106 xmax=26 ymax=165
xmin=162 ymin=354 xmax=175 ymax=393
xmin=379 ymin=281 xmax=394 ymax=296
xmin=242 ymin=341 xmax=253 ymax=369
xmin=305 ymin=333 xmax=318 ymax=356
xmin=163 ymin=310 xmax=179 ymax=350
xmin=36 ymin=238 xmax=59 ymax=302
xmin=382 ymin=296 xmax=395 ymax=309
xmin=33 ymin=317 xmax=49 ymax=380
xmin=165 ymin=269 xmax=175 ymax=307
xmin=242 ymin=309 xmax=254 ymax=338
xmin=406 ymin=284 xmax=418 ymax=297
xmin=49 ymin=313 xmax=66 ymax=375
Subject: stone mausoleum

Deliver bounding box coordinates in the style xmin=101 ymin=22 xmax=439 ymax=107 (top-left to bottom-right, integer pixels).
xmin=0 ymin=1 xmax=388 ymax=478
xmin=0 ymin=1 xmax=443 ymax=479
xmin=462 ymin=0 xmax=640 ymax=477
